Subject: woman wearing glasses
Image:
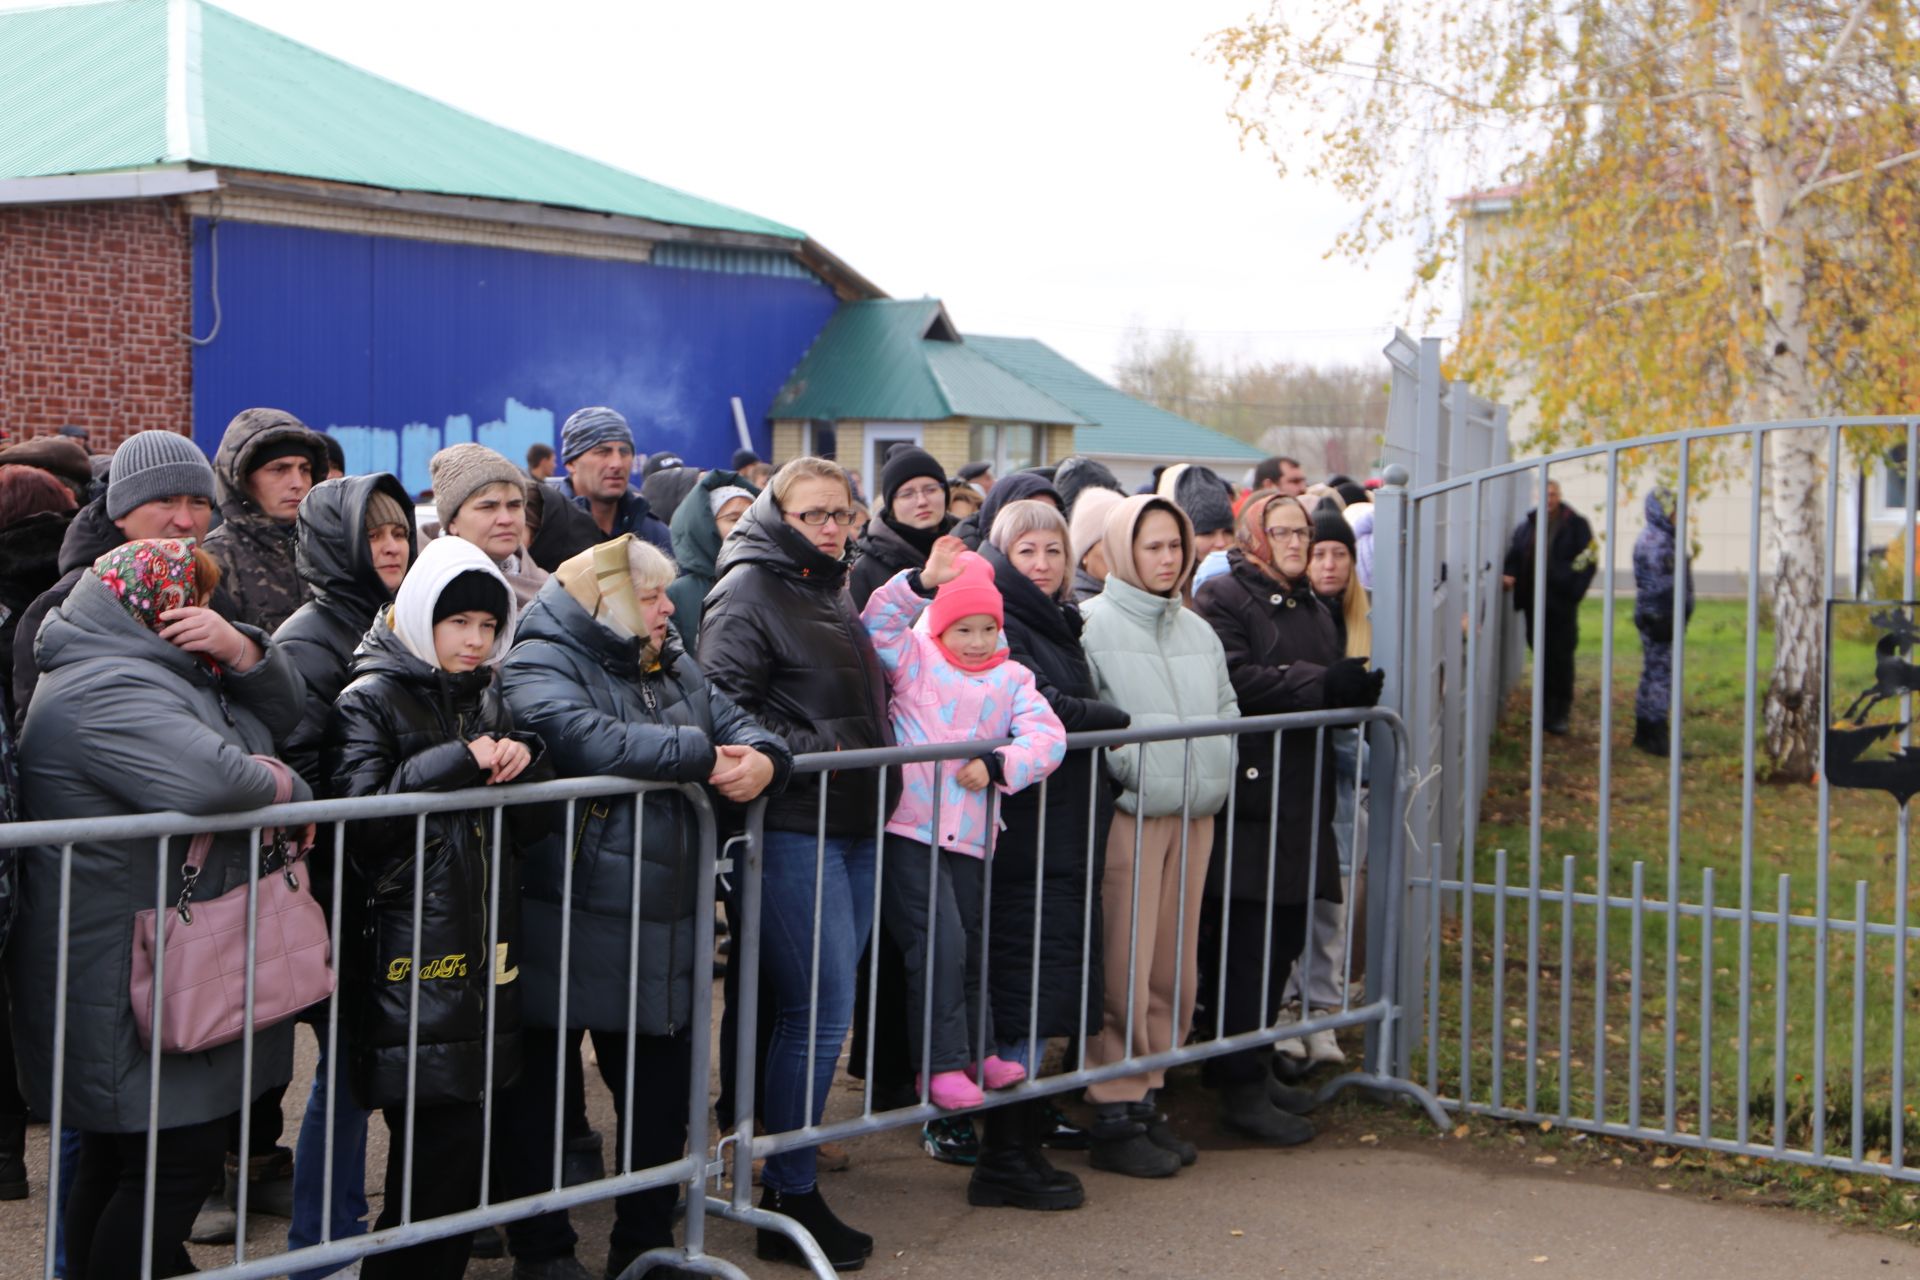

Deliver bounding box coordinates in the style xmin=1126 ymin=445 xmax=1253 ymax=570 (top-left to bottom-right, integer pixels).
xmin=1191 ymin=493 xmax=1382 ymax=1145
xmin=697 ymin=457 xmax=895 ymax=1271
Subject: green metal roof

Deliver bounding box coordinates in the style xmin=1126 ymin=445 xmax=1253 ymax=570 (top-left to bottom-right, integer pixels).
xmin=772 ymin=300 xmax=1086 ymax=425
xmin=965 ymin=335 xmax=1266 ymax=462
xmin=0 ymin=0 xmax=803 ymax=239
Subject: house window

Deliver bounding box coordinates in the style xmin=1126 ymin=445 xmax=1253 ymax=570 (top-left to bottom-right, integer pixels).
xmin=1885 ymin=443 xmax=1909 ymax=510
xmin=968 ymin=423 xmax=1043 ymax=473
xmin=801 ymin=419 xmax=838 ymax=462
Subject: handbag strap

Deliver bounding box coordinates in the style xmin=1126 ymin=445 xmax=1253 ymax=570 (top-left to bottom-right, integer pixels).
xmin=176 ymin=755 xmax=304 ymax=910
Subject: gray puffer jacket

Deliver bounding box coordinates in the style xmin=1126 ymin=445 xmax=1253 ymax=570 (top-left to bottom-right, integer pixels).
xmin=500 ymin=578 xmax=791 ymax=1033
xmin=8 ymin=571 xmax=309 ymax=1133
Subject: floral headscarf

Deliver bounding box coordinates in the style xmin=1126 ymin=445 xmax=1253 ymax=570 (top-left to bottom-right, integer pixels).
xmin=92 ymin=538 xmax=200 ymax=634
xmin=1235 ymin=491 xmax=1309 ymax=574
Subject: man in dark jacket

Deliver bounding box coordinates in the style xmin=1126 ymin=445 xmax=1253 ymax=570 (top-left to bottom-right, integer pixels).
xmin=498 ymin=536 xmax=787 ymax=1280
xmin=203 ymin=408 xmax=331 ymax=635
xmin=849 ymin=446 xmax=954 ymax=609
xmin=10 ymin=430 xmax=233 ymax=726
xmin=549 ymin=407 xmax=674 ymax=556
xmin=1502 ymin=480 xmax=1598 ymax=735
xmin=1632 ymin=487 xmax=1693 ymax=755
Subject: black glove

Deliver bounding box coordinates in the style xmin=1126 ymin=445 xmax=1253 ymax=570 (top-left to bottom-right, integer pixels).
xmin=1323 ymin=657 xmax=1385 ymax=709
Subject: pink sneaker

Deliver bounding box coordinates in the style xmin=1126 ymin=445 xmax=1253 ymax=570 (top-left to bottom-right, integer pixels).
xmin=977 ymin=1055 xmax=1027 ymax=1090
xmin=921 ymin=1070 xmax=985 ymax=1111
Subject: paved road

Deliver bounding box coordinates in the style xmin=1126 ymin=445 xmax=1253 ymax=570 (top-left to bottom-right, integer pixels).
xmin=5 ymin=1042 xmax=1913 ymax=1280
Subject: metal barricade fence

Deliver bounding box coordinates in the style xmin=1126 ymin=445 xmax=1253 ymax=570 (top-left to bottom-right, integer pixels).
xmin=0 ymin=775 xmax=741 ymax=1280
xmin=712 ymin=709 xmax=1445 ymax=1279
xmin=1371 ymin=410 xmax=1920 ymax=1186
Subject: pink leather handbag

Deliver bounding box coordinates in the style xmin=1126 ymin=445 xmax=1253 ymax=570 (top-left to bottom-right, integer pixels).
xmin=130 ymin=755 xmax=335 ymax=1053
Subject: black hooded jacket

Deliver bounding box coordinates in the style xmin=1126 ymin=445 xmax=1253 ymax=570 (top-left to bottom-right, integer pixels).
xmin=10 ymin=497 xmax=239 ymax=725
xmin=323 ymin=618 xmax=551 ymax=1110
xmin=0 ymin=510 xmax=71 ymax=727
xmin=273 ymin=474 xmax=417 ymax=792
xmin=696 ymin=489 xmax=897 ymax=836
xmin=525 ymin=480 xmax=607 ymax=573
xmin=981 ymin=543 xmax=1129 ymax=1038
xmin=952 ymin=472 xmax=1063 ymax=550
xmin=665 ymin=468 xmax=757 ymax=654
xmin=848 ymin=511 xmax=954 ymax=611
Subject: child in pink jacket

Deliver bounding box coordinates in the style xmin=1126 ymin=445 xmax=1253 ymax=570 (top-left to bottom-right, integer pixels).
xmin=861 ymin=536 xmax=1067 ymax=1111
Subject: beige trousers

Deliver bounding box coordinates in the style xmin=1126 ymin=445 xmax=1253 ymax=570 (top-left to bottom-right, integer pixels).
xmin=1084 ymin=811 xmax=1214 ymax=1104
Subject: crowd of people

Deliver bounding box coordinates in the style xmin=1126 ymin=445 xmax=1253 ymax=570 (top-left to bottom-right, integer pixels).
xmin=0 ymin=413 xmax=1403 ymax=1280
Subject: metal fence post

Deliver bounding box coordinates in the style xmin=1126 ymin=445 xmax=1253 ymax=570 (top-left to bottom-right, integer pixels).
xmin=1367 ymin=463 xmax=1412 ymax=1076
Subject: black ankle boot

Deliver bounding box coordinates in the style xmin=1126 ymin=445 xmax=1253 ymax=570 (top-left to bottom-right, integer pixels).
xmin=1633 ymin=716 xmax=1670 ymax=756
xmin=1087 ymin=1111 xmax=1181 ymax=1179
xmin=0 ymin=1115 xmax=26 ymax=1200
xmin=967 ymin=1103 xmax=1085 ymax=1210
xmin=1127 ymin=1101 xmax=1197 ymax=1166
xmin=1217 ymin=1078 xmax=1315 ymax=1146
xmin=756 ymin=1185 xmax=873 ymax=1271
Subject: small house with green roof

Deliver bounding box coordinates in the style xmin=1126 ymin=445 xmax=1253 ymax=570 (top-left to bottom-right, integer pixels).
xmin=0 ymin=0 xmax=878 ymax=487
xmin=769 ymin=300 xmax=1265 ymax=491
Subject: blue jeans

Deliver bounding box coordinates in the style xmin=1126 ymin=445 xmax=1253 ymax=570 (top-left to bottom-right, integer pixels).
xmin=286 ymin=1033 xmax=370 ymax=1280
xmin=757 ymin=830 xmax=875 ymax=1194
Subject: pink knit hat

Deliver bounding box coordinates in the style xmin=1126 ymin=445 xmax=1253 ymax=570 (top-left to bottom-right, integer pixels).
xmin=926 ymin=550 xmax=1003 ymax=636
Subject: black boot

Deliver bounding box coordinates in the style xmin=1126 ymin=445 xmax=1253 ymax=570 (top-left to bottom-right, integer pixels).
xmin=1086 ymin=1110 xmax=1180 ymax=1179
xmin=0 ymin=1115 xmax=25 ymax=1200
xmin=1217 ymin=1079 xmax=1315 ymax=1146
xmin=1635 ymin=717 xmax=1670 ymax=757
xmin=967 ymin=1103 xmax=1085 ymax=1210
xmin=1128 ymin=1100 xmax=1196 ymax=1167
xmin=1266 ymin=1076 xmax=1319 ymax=1116
xmin=756 ymin=1185 xmax=873 ymax=1272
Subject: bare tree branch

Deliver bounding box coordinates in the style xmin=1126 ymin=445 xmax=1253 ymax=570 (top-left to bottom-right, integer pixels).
xmin=1792 ymin=145 xmax=1920 ymax=207
xmin=1790 ymin=0 xmax=1876 ymax=132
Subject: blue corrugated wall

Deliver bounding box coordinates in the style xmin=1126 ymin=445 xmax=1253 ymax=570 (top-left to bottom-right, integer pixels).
xmin=190 ymin=219 xmax=837 ymax=493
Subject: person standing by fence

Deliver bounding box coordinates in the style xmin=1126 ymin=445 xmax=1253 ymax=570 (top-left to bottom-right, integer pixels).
xmin=1077 ymin=495 xmax=1238 ymax=1179
xmin=202 ymin=408 xmax=330 ymax=636
xmin=324 ymin=536 xmax=548 ymax=1280
xmin=979 ymin=500 xmax=1130 ymax=1208
xmin=496 ymin=535 xmax=788 ymax=1280
xmin=697 ymin=457 xmax=895 ymax=1272
xmin=1632 ymin=487 xmax=1693 ymax=757
xmin=12 ymin=538 xmax=309 ymax=1280
xmin=1501 ymin=479 xmax=1597 ymax=736
xmin=1194 ymin=496 xmax=1382 ymax=1144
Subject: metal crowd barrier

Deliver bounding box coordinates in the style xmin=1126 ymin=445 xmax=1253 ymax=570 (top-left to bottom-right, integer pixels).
xmin=1 ymin=712 xmax=1441 ymax=1280
xmin=713 ymin=708 xmax=1445 ymax=1278
xmin=1373 ymin=415 xmax=1920 ymax=1185
xmin=0 ymin=776 xmax=740 ymax=1280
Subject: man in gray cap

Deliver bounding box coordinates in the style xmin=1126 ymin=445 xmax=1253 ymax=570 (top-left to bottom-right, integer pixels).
xmin=10 ymin=429 xmax=253 ymax=723
xmin=549 ymin=407 xmax=673 ymax=556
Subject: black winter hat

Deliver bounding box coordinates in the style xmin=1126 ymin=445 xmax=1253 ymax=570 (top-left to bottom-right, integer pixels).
xmin=880 ymin=445 xmax=948 ymax=510
xmin=1334 ymin=481 xmax=1368 ymax=509
xmin=432 ymin=569 xmax=510 ymax=626
xmin=1173 ymin=464 xmax=1235 ymax=535
xmin=1311 ymin=498 xmax=1356 ymax=554
xmin=731 ymin=447 xmax=762 ymax=469
xmin=1053 ymin=455 xmax=1123 ymax=515
xmin=246 ymin=436 xmax=320 ymax=476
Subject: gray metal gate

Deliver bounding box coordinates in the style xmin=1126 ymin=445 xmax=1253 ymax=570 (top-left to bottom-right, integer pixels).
xmin=1374 ymin=341 xmax=1920 ymax=1181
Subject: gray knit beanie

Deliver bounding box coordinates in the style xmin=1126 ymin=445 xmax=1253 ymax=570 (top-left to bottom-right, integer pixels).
xmin=560 ymin=406 xmax=634 ymax=464
xmin=430 ymin=443 xmax=527 ymax=529
xmin=107 ymin=430 xmax=217 ymax=519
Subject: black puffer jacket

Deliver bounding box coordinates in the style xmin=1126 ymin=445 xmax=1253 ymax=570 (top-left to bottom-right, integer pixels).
xmin=274 ymin=474 xmax=416 ymax=793
xmin=0 ymin=510 xmax=71 ymax=727
xmin=11 ymin=498 xmax=239 ymax=724
xmin=323 ymin=619 xmax=550 ymax=1110
xmin=525 ymin=480 xmax=606 ymax=574
xmin=848 ymin=511 xmax=953 ymax=611
xmin=981 ymin=544 xmax=1128 ymax=1039
xmin=697 ymin=489 xmax=897 ymax=836
xmin=1193 ymin=551 xmax=1342 ymax=907
xmin=665 ymin=469 xmax=757 ymax=654
xmin=501 ymin=578 xmax=791 ymax=1033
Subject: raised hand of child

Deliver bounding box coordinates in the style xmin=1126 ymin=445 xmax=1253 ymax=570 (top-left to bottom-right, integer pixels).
xmin=955 ymin=758 xmax=991 ymax=792
xmin=921 ymin=535 xmax=969 ymax=588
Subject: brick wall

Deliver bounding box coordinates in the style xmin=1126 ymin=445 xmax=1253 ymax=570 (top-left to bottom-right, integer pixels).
xmin=0 ymin=199 xmax=193 ymax=452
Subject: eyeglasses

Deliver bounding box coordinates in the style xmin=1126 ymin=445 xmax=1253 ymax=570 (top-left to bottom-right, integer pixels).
xmin=789 ymin=508 xmax=861 ymax=527
xmin=894 ymin=483 xmax=945 ymax=504
xmin=1264 ymin=526 xmax=1312 ymax=544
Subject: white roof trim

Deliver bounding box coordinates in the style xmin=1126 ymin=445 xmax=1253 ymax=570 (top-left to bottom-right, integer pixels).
xmin=0 ymin=168 xmax=222 ymax=204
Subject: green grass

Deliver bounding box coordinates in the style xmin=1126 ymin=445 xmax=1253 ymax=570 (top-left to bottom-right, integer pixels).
xmin=1415 ymin=597 xmax=1920 ymax=1202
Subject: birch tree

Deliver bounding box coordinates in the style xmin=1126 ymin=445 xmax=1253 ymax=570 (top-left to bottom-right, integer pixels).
xmin=1214 ymin=0 xmax=1920 ymax=779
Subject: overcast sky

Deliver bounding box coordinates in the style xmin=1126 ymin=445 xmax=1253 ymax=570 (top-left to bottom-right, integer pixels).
xmin=43 ymin=0 xmax=1459 ymax=381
